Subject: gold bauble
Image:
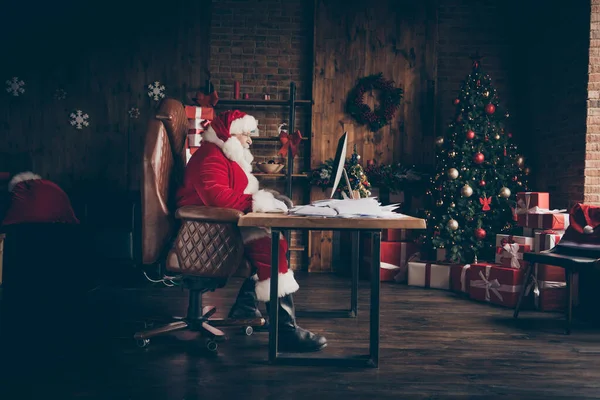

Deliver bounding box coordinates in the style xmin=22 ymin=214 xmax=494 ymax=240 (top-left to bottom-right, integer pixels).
xmin=494 ymin=134 xmax=501 ymax=140
xmin=499 ymin=187 xmax=511 ymax=198
xmin=436 ymin=199 xmax=444 ymax=207
xmin=516 ymin=156 xmax=524 ymax=167
xmin=447 ymin=168 xmax=459 ymax=180
xmin=447 ymin=219 xmax=459 ymax=231
xmin=461 ymin=184 xmax=473 ymax=197
xmin=435 ymin=136 xmax=444 ymax=146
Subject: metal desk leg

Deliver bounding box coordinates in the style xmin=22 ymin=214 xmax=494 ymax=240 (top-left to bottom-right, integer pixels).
xmin=565 ymin=269 xmax=573 ymax=335
xmin=350 ymin=231 xmax=359 ymax=318
xmin=268 ymin=229 xmax=281 ymax=364
xmin=369 ymin=230 xmax=381 ymax=368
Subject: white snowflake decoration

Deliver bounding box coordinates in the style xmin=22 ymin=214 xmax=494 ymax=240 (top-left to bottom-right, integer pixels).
xmin=69 ymin=110 xmax=90 ymax=129
xmin=6 ymin=77 xmax=25 ymax=96
xmin=54 ymin=89 xmax=67 ymax=100
xmin=128 ymin=107 xmax=140 ymax=119
xmin=147 ymin=81 xmax=165 ymax=101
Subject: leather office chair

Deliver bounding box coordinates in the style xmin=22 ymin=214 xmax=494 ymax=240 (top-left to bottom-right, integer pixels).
xmin=133 ymin=98 xmax=264 ymax=352
xmin=513 ymin=203 xmax=600 ymax=334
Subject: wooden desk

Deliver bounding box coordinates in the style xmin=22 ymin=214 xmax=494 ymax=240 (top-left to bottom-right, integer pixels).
xmin=239 ymin=213 xmax=426 ymax=368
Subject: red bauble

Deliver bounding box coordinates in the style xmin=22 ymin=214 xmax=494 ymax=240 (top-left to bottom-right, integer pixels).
xmin=453 ymin=98 xmax=460 ymax=105
xmin=485 ymin=104 xmax=496 ymax=115
xmin=476 ymin=80 xmax=481 ymax=87
xmin=466 ymin=130 xmax=475 ymax=140
xmin=474 ymin=228 xmax=487 ymax=240
xmin=479 ymin=180 xmax=486 ymax=187
xmin=456 ymin=115 xmax=463 ymax=122
xmin=484 ymin=136 xmax=489 ymax=142
xmin=473 ymin=152 xmax=485 ymax=164
xmin=508 ymin=132 xmax=513 ymax=138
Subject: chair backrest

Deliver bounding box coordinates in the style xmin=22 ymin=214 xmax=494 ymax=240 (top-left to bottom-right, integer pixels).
xmin=555 ymin=203 xmax=600 ymax=258
xmin=141 ymin=99 xmax=188 ymax=265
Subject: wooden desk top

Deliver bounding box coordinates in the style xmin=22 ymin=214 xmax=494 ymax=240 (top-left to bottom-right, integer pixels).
xmin=238 ymin=212 xmax=427 ymax=230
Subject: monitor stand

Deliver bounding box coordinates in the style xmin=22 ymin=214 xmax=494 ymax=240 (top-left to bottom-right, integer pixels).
xmin=342 ymin=168 xmax=358 ymax=200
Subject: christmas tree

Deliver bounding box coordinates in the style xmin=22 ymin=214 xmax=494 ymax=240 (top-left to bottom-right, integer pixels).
xmin=310 ymin=145 xmax=372 ymax=199
xmin=425 ymin=56 xmax=530 ymax=263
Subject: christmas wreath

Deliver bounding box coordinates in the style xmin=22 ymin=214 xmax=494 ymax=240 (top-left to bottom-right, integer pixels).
xmin=346 ymin=73 xmax=403 ymax=132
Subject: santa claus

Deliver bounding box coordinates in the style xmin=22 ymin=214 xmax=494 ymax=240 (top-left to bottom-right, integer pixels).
xmin=176 ymin=110 xmax=327 ymax=352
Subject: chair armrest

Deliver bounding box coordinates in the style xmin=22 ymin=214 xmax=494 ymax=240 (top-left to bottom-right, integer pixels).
xmin=175 ymin=205 xmax=244 ymax=223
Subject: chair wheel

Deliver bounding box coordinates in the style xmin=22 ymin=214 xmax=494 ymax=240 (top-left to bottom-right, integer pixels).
xmin=137 ymin=338 xmax=150 ymax=348
xmin=205 ymin=339 xmax=218 ymax=352
xmin=243 ymin=326 xmax=254 ymax=336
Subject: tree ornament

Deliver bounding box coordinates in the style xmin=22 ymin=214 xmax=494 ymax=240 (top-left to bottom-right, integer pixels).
xmin=345 ymin=73 xmax=403 ymax=132
xmin=450 ymin=202 xmax=455 ymax=208
xmin=461 ymin=184 xmax=473 ymax=197
xmin=436 ymin=199 xmax=444 ymax=207
xmin=499 ymin=187 xmax=511 ymax=198
xmin=447 ymin=219 xmax=459 ymax=231
xmin=473 ymin=152 xmax=485 ymax=164
xmin=449 ymin=151 xmax=457 ymax=158
xmin=479 ymin=179 xmax=486 ymax=187
xmin=517 ymin=156 xmax=525 ymax=167
xmin=474 ymin=228 xmax=487 ymax=240
xmin=466 ymin=130 xmax=475 ymax=140
xmin=494 ymin=134 xmax=500 ymax=140
xmin=484 ymin=136 xmax=489 ymax=142
xmin=480 ymin=196 xmax=492 ymax=211
xmin=524 ymin=167 xmax=531 ymax=175
xmin=512 ymin=176 xmax=518 ymax=181
xmin=453 ymin=98 xmax=460 ymax=105
xmin=483 ymin=90 xmax=490 ymax=98
xmin=447 ymin=168 xmax=459 ymax=180
xmin=508 ymin=132 xmax=513 ymax=138
xmin=476 ymin=79 xmax=481 ymax=87
xmin=485 ymin=104 xmax=496 ymax=115
xmin=435 ymin=136 xmax=444 ymax=146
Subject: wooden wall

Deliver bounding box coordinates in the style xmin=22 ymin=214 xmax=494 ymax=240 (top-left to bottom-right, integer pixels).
xmin=0 ymin=0 xmax=211 ymax=194
xmin=309 ymin=0 xmax=438 ymax=271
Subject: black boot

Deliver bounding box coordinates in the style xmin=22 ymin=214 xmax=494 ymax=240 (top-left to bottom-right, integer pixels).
xmin=228 ymin=278 xmax=269 ymax=330
xmin=266 ymin=293 xmax=327 ymax=352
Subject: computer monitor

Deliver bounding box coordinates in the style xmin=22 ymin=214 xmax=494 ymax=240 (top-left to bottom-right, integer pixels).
xmin=329 ymin=132 xmax=356 ymax=199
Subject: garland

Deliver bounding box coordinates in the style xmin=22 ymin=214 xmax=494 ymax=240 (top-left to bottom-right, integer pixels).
xmin=346 ymin=73 xmax=403 ymax=132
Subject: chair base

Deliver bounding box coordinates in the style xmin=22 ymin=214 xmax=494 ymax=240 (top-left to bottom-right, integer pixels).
xmin=133 ymin=285 xmax=265 ymax=353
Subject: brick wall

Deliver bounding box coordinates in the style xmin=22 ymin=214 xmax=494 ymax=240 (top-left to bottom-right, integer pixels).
xmin=519 ymin=2 xmax=590 ymax=209
xmin=587 ymin=1 xmax=600 ymax=205
xmin=209 ymin=0 xmax=313 ymax=269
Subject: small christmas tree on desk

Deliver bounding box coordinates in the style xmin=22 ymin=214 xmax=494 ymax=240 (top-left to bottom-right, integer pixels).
xmin=424 ymin=56 xmax=530 ymax=263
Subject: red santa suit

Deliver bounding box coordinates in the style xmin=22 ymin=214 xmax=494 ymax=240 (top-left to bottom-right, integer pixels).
xmin=176 ymin=110 xmax=299 ymax=302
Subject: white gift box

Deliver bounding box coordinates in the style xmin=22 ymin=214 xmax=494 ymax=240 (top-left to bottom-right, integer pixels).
xmin=188 ymin=119 xmax=209 ymax=130
xmin=188 ymin=133 xmax=202 ymax=147
xmin=407 ymin=262 xmax=451 ymax=290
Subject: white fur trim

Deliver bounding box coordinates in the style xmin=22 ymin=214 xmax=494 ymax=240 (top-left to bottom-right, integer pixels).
xmin=255 ymin=270 xmax=300 ymax=302
xmin=230 ymin=115 xmax=259 ymax=136
xmin=201 ymin=126 xmax=225 ymax=148
xmin=252 ymin=189 xmax=288 ymax=212
xmin=8 ymin=172 xmax=42 ymax=192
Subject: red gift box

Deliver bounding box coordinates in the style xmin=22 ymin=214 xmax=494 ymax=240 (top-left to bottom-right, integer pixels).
xmin=185 ymin=105 xmax=214 ymax=120
xmin=450 ymin=263 xmax=472 ymax=294
xmin=382 ymin=229 xmax=409 ymax=242
xmin=517 ymin=213 xmax=569 ymax=230
xmin=468 ymin=263 xmax=526 ymax=308
xmin=527 ymin=264 xmax=579 ymax=312
xmin=516 ymin=192 xmax=550 ymax=211
xmin=495 ymin=243 xmax=531 ymax=269
xmin=533 ymin=230 xmax=565 ymax=253
xmin=360 ymin=241 xmax=418 ymax=282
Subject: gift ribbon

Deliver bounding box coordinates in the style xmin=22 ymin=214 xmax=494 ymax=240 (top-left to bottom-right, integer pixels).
xmin=460 ymin=264 xmax=471 ymax=292
xmin=503 ymin=242 xmax=522 ymax=269
xmin=470 ymin=265 xmax=523 ymax=303
xmin=193 ymin=91 xmax=219 ymax=107
xmin=278 ymin=129 xmax=303 ymax=157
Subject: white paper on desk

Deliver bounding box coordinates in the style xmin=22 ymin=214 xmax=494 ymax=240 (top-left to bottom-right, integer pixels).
xmin=288 ymin=205 xmax=338 ymax=217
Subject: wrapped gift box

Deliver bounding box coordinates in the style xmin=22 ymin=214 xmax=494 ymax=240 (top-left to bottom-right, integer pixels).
xmin=407 ymin=262 xmax=451 ymax=289
xmin=468 ymin=263 xmax=526 ymax=308
xmin=517 ymin=192 xmax=550 ymax=210
xmin=495 ymin=234 xmax=534 ymax=248
xmin=436 ymin=248 xmax=447 ymax=262
xmin=188 ymin=119 xmax=210 ymax=130
xmin=382 ymin=229 xmax=409 ymax=242
xmin=529 ymin=264 xmax=578 ymax=312
xmin=187 ymin=133 xmax=202 ymax=147
xmin=450 ymin=263 xmax=472 ymax=294
xmin=360 ymin=242 xmax=418 ymax=282
xmin=517 ymin=213 xmax=569 ymax=230
xmin=184 ymin=105 xmax=214 ymax=120
xmin=495 ymin=243 xmax=531 ymax=269
xmin=533 ymin=230 xmax=565 ymax=253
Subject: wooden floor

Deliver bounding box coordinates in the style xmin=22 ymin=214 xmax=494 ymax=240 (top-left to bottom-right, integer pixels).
xmin=3 ymin=272 xmax=600 ymax=399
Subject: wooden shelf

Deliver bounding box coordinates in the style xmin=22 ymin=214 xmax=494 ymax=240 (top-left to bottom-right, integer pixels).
xmin=216 ymin=99 xmax=312 ymax=107
xmin=251 ymin=136 xmax=309 ymax=142
xmin=254 ymin=173 xmax=308 ymax=178
xmin=289 ymin=246 xmax=305 ymax=252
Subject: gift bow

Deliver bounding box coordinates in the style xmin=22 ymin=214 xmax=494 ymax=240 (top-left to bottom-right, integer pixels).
xmin=278 ymin=125 xmax=303 ymax=157
xmin=460 ymin=264 xmax=471 ymax=292
xmin=193 ymin=91 xmax=219 ymax=107
xmin=516 ymin=197 xmax=566 ymax=215
xmin=502 ymin=242 xmax=522 ymax=269
xmin=471 ymin=269 xmax=503 ymax=302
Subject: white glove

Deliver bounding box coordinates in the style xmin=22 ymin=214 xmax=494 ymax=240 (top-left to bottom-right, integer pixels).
xmin=252 ymin=189 xmax=289 ymax=213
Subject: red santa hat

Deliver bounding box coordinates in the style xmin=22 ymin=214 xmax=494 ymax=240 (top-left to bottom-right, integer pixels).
xmin=209 ymin=110 xmax=259 ymax=143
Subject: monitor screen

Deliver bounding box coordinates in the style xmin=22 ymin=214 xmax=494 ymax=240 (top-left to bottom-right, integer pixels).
xmin=329 ymin=132 xmax=348 ymax=198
